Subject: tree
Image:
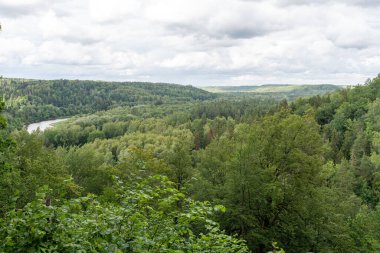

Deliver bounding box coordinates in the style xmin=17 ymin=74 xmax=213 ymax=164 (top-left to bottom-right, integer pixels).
xmin=193 ymin=134 xmax=235 ymax=201
xmin=211 ymin=112 xmax=342 ymax=252
xmin=0 ymin=98 xmax=18 ymax=213
xmin=0 ymin=176 xmax=249 ymax=252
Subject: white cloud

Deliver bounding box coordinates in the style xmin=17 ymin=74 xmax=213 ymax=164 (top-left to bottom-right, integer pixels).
xmin=161 ymin=51 xmax=222 ymax=69
xmin=0 ymin=37 xmax=34 ymax=64
xmin=22 ymin=40 xmax=91 ymax=65
xmin=89 ymin=0 xmax=142 ymax=23
xmin=39 ymin=11 xmax=70 ymax=39
xmin=0 ymin=0 xmax=43 ymax=7
xmin=0 ymin=0 xmax=380 ymax=85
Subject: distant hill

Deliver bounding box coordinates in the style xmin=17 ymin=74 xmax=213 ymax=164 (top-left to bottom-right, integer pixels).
xmin=0 ymin=77 xmax=216 ymax=127
xmin=1 ymin=77 xmax=343 ymax=130
xmin=202 ymin=84 xmax=342 ymax=100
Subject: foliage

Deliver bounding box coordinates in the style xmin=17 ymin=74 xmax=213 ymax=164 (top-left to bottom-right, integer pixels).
xmin=3 ymin=75 xmax=380 ymax=252
xmin=0 ymin=176 xmax=248 ymax=253
xmin=203 ymin=84 xmax=340 ymax=101
xmin=0 ymin=78 xmax=216 ymax=129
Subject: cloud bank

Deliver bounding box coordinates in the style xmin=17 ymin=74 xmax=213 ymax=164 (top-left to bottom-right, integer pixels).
xmin=1 ymin=0 xmax=380 ymax=86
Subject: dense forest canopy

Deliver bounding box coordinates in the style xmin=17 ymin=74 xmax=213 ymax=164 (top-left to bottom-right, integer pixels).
xmin=0 ymin=77 xmax=216 ymax=129
xmin=0 ymin=77 xmax=340 ymax=130
xmin=1 ymin=75 xmax=380 ymax=252
xmin=203 ymin=84 xmax=341 ymax=101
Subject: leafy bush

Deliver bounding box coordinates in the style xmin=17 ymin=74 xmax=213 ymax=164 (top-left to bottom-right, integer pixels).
xmin=0 ymin=176 xmax=248 ymax=252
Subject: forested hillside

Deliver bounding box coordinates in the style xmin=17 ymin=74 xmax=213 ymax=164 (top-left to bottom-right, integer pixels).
xmin=203 ymin=84 xmax=341 ymax=101
xmin=0 ymin=77 xmax=216 ymax=129
xmin=1 ymin=75 xmax=380 ymax=252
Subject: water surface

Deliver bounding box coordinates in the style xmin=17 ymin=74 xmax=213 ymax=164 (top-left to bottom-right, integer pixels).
xmin=27 ymin=119 xmax=68 ymax=133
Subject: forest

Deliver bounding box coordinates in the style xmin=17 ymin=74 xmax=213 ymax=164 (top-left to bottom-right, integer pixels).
xmin=1 ymin=76 xmax=380 ymax=252
xmin=203 ymin=84 xmax=340 ymax=101
xmin=0 ymin=77 xmax=216 ymax=129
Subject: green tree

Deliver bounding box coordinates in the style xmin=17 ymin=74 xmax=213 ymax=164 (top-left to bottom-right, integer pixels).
xmin=0 ymin=176 xmax=249 ymax=252
xmin=212 ymin=112 xmax=339 ymax=252
xmin=0 ymin=98 xmax=17 ymax=213
xmin=164 ymin=133 xmax=194 ymax=191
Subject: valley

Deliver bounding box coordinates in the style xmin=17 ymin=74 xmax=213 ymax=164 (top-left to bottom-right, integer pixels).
xmin=1 ymin=76 xmax=380 ymax=252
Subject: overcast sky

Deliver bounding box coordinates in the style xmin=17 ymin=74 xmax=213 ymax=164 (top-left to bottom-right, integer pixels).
xmin=1 ymin=0 xmax=380 ymax=86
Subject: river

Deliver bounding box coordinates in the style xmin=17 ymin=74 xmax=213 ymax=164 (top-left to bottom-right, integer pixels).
xmin=27 ymin=119 xmax=68 ymax=133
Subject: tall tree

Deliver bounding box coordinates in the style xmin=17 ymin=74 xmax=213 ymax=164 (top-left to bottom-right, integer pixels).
xmin=214 ymin=112 xmax=342 ymax=252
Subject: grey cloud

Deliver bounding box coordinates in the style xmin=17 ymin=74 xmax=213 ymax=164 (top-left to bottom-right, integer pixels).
xmin=153 ymin=1 xmax=287 ymax=40
xmin=351 ymin=0 xmax=380 ymax=6
xmin=61 ymin=35 xmax=102 ymax=46
xmin=57 ymin=26 xmax=106 ymax=46
xmin=1 ymin=0 xmax=380 ymax=86
xmin=224 ymin=28 xmax=263 ymax=39
xmin=276 ymin=0 xmax=380 ymax=6
xmin=337 ymin=0 xmax=380 ymax=6
xmin=165 ymin=23 xmax=202 ymax=36
xmin=165 ymin=23 xmax=267 ymax=40
xmin=0 ymin=5 xmax=40 ymax=17
xmin=332 ymin=40 xmax=370 ymax=50
xmin=163 ymin=18 xmax=280 ymax=40
xmin=211 ymin=23 xmax=283 ymax=39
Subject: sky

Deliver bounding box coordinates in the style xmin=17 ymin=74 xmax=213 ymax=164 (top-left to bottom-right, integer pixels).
xmin=1 ymin=0 xmax=380 ymax=86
